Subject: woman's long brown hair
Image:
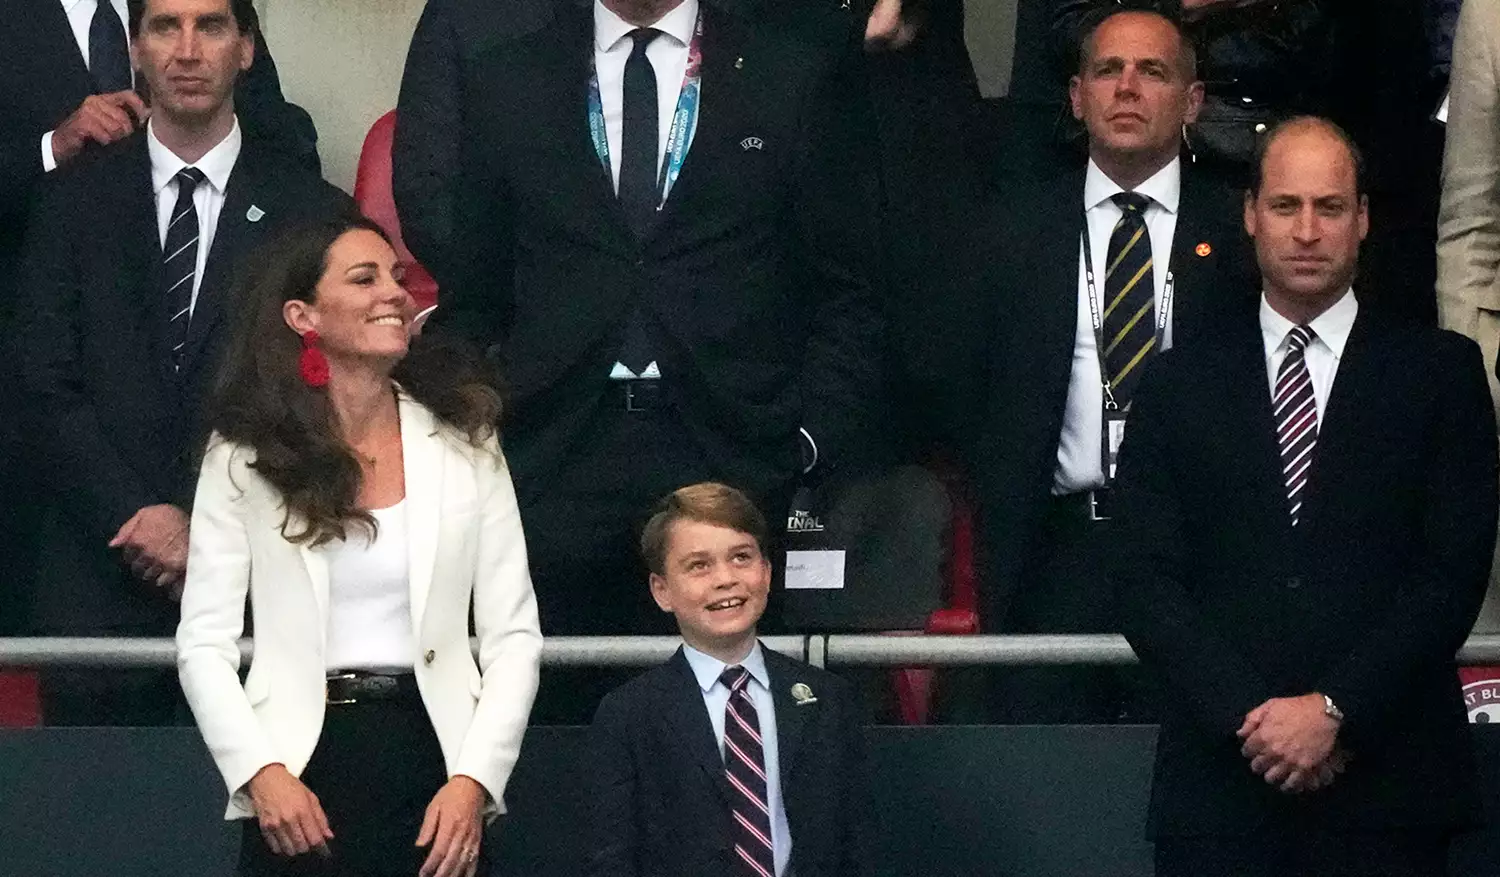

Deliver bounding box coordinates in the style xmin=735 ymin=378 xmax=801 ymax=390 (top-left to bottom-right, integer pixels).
xmin=206 ymin=214 xmax=502 ymax=547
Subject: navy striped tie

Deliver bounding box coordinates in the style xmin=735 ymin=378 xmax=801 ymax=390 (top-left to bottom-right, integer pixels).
xmin=721 ymin=667 xmax=775 ymax=877
xmin=1275 ymin=325 xmax=1319 ymax=525
xmin=163 ymin=167 xmax=206 ymax=371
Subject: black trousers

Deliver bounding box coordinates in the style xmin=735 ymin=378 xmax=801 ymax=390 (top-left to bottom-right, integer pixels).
xmin=1155 ymin=826 xmax=1452 ymax=877
xmin=513 ymin=386 xmax=789 ymax=724
xmin=988 ymin=494 xmax=1153 ymax=724
xmin=236 ymin=684 xmax=483 ymax=877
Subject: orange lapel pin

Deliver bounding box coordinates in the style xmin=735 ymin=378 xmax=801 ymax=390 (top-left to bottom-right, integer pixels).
xmin=1195 ymin=242 xmax=1212 ymax=257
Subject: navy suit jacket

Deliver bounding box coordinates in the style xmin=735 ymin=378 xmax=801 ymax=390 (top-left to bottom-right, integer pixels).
xmin=586 ymin=645 xmax=870 ymax=877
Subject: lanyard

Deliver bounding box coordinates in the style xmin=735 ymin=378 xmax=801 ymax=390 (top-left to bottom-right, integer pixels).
xmin=588 ymin=13 xmax=704 ymax=209
xmin=1081 ymin=223 xmax=1174 ymax=411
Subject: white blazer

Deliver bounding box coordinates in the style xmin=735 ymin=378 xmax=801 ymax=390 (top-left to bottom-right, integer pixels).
xmin=176 ymin=393 xmax=543 ymax=820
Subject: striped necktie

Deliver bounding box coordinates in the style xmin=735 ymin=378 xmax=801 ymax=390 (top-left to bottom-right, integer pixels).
xmin=721 ymin=666 xmax=775 ymax=877
xmin=164 ymin=167 xmax=207 ymax=371
xmin=1275 ymin=325 xmax=1319 ymax=526
xmin=1101 ymin=192 xmax=1157 ymax=409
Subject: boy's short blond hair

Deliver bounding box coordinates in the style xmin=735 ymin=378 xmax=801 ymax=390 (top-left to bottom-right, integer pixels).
xmin=640 ymin=482 xmax=768 ymax=575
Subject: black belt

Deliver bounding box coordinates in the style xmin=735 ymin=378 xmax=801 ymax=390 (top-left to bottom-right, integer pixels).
xmin=325 ymin=671 xmax=420 ymax=706
xmin=1049 ymin=488 xmax=1113 ymax=522
xmin=616 ymin=378 xmax=659 ymax=412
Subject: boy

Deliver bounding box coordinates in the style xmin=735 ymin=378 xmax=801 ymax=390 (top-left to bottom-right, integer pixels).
xmin=586 ymin=482 xmax=870 ymax=877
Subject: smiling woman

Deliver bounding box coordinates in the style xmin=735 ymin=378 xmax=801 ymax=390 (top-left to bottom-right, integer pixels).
xmin=176 ymin=214 xmax=541 ymax=877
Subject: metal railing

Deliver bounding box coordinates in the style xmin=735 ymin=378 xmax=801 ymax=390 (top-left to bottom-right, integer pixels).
xmin=7 ymin=634 xmax=1500 ymax=669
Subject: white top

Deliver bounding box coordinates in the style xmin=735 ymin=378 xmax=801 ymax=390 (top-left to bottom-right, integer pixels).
xmin=682 ymin=641 xmax=791 ymax=877
xmin=148 ymin=118 xmax=242 ymax=313
xmin=323 ymin=500 xmax=415 ymax=673
xmin=593 ymin=0 xmax=699 ymax=192
xmin=41 ymin=0 xmax=132 ymax=172
xmin=1260 ymin=289 xmax=1359 ymax=419
xmin=1055 ymin=157 xmax=1183 ymax=495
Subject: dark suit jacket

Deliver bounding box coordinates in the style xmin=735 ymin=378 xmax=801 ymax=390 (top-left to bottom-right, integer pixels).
xmin=1112 ymin=310 xmax=1497 ymax=837
xmin=965 ymin=164 xmax=1259 ymax=628
xmin=15 ymin=132 xmax=350 ymax=635
xmin=427 ymin=0 xmax=882 ymax=497
xmin=586 ymin=645 xmax=870 ymax=877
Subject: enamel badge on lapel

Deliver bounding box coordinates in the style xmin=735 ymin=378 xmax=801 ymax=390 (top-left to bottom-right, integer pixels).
xmin=1195 ymin=242 xmax=1212 ymax=257
xmin=246 ymin=205 xmax=266 ymax=223
xmin=734 ymin=56 xmax=744 ymax=70
xmin=791 ymin=683 xmax=817 ymax=705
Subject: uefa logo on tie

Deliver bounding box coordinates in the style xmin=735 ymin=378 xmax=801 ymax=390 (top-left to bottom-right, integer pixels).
xmin=1463 ymin=677 xmax=1500 ymax=723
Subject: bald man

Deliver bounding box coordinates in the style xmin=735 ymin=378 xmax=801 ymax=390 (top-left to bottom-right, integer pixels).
xmin=1113 ymin=116 xmax=1497 ymax=876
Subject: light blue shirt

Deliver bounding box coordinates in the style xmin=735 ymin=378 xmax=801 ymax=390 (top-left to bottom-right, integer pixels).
xmin=682 ymin=641 xmax=791 ymax=877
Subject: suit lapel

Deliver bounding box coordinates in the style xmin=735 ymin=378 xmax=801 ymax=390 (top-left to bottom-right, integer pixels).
xmin=1168 ymin=176 xmax=1211 ymax=344
xmin=1296 ymin=310 xmax=1376 ymax=530
xmin=181 ymin=146 xmax=259 ymax=371
xmin=662 ymin=648 xmax=733 ymax=803
xmin=399 ymin=393 xmax=444 ymax=636
xmin=40 ymin=2 xmax=94 ymax=96
xmin=647 ymin=2 xmax=739 ymax=237
xmin=1222 ymin=317 xmax=1296 ymax=534
xmin=765 ymin=648 xmax=812 ymax=784
xmin=298 ymin=541 xmax=331 ymax=633
xmin=112 ymin=137 xmax=178 ymax=385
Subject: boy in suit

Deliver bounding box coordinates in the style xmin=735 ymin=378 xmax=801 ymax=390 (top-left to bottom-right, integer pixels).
xmin=586 ymin=482 xmax=870 ymax=877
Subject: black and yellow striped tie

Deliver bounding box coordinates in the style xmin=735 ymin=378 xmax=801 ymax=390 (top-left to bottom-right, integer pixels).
xmin=1101 ymin=192 xmax=1157 ymax=408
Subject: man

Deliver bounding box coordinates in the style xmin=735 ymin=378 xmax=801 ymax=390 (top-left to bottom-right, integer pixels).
xmin=1114 ymin=116 xmax=1496 ymax=875
xmin=966 ymin=7 xmax=1257 ymax=722
xmin=0 ymin=0 xmax=315 ymax=639
xmin=1437 ymin=0 xmax=1500 ymax=630
xmin=15 ymin=0 xmax=351 ymax=726
xmin=587 ymin=483 xmax=868 ymax=877
xmin=423 ymin=0 xmax=881 ymax=675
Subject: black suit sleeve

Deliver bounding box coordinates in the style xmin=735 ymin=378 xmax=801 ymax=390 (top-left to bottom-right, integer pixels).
xmin=1112 ymin=357 xmax=1280 ymax=739
xmin=585 ymin=691 xmax=641 ymax=877
xmin=14 ymin=180 xmax=160 ymax=541
xmin=830 ymin=676 xmax=874 ymax=877
xmin=392 ymin=0 xmax=462 ymax=273
xmin=792 ymin=38 xmax=886 ymax=472
xmin=1316 ymin=336 xmax=1499 ymax=747
xmin=236 ymin=23 xmax=321 ymax=175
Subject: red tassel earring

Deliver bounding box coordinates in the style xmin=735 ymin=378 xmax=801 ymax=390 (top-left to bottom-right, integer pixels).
xmin=299 ymin=330 xmax=330 ymax=388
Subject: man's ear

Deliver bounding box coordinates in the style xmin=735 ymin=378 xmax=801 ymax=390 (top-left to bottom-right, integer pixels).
xmin=1243 ymin=190 xmax=1258 ymax=239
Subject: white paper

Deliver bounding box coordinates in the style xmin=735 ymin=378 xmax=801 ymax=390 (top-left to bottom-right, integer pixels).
xmin=785 ymin=550 xmax=846 ymax=590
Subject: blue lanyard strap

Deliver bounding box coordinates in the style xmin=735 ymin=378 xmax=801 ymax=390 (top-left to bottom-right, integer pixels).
xmin=588 ymin=13 xmax=704 ymax=208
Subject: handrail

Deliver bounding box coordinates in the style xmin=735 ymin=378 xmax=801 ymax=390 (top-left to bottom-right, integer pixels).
xmin=6 ymin=634 xmax=1500 ymax=669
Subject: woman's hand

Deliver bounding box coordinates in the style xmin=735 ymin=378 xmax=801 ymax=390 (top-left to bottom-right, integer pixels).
xmin=416 ymin=775 xmax=487 ymax=877
xmin=246 ymin=763 xmax=334 ymax=858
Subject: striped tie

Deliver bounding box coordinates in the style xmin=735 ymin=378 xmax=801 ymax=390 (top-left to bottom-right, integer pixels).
xmin=721 ymin=667 xmax=775 ymax=877
xmin=164 ymin=167 xmax=206 ymax=371
xmin=1275 ymin=325 xmax=1319 ymax=526
xmin=1101 ymin=192 xmax=1157 ymax=409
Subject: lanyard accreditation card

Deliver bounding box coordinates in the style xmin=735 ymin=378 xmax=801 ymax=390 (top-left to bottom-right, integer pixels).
xmin=588 ymin=14 xmax=704 ymax=209
xmin=1080 ymin=225 xmax=1173 ymax=483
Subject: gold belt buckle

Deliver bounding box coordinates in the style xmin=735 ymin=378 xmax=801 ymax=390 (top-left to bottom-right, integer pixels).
xmin=325 ymin=672 xmax=357 ymax=705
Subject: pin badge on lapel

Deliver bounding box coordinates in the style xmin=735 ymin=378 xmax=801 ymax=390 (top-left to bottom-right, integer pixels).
xmin=734 ymin=56 xmax=744 ymax=70
xmin=246 ymin=205 xmax=266 ymax=223
xmin=791 ymin=683 xmax=817 ymax=705
xmin=1195 ymin=242 xmax=1212 ymax=257
xmin=741 ymin=137 xmax=764 ymax=151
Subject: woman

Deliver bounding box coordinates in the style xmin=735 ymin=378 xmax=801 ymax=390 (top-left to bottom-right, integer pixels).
xmin=177 ymin=215 xmax=542 ymax=877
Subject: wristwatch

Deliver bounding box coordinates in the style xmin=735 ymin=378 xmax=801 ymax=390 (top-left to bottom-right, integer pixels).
xmin=1322 ymin=694 xmax=1345 ymax=723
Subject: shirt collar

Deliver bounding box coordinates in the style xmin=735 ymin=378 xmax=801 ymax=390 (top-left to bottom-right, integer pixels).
xmin=147 ymin=117 xmax=242 ymax=196
xmin=1083 ymin=156 xmax=1182 ymax=215
xmin=595 ymin=0 xmax=698 ymax=53
xmin=682 ymin=639 xmax=769 ymax=694
xmin=1259 ymin=288 xmax=1359 ymax=360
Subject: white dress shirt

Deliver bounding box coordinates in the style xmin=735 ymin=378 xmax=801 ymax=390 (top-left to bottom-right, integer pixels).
xmin=1054 ymin=158 xmax=1183 ymax=495
xmin=593 ymin=0 xmax=699 ymax=192
xmin=322 ymin=501 xmax=416 ymax=673
xmin=682 ymin=641 xmax=791 ymax=877
xmin=1260 ymin=289 xmax=1359 ymax=418
xmin=42 ymin=0 xmax=132 ymax=172
xmin=148 ymin=118 xmax=242 ymax=313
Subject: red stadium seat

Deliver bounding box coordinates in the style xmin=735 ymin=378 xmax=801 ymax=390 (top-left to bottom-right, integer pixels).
xmin=0 ymin=671 xmax=41 ymax=727
xmin=892 ymin=460 xmax=980 ymax=725
xmin=352 ymin=110 xmax=438 ymax=313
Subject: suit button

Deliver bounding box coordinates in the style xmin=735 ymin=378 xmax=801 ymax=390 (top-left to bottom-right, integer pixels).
xmin=1285 ymin=577 xmax=1302 ymax=590
xmin=634 ymin=258 xmax=645 ymax=268
xmin=424 ymin=649 xmax=436 ymax=665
